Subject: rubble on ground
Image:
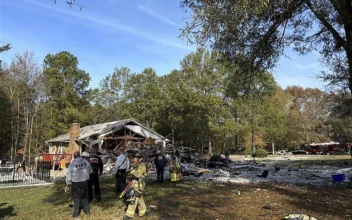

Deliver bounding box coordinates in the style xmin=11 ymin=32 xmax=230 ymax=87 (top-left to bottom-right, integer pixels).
xmin=176 ymin=157 xmax=352 ymax=186
xmin=284 ymin=214 xmax=317 ymax=220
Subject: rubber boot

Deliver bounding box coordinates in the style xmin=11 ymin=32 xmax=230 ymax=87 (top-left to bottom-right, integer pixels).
xmin=123 ymin=215 xmax=133 ymax=220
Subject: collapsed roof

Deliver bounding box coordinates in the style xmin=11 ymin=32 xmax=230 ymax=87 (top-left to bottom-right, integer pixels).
xmin=46 ymin=119 xmax=168 ymax=145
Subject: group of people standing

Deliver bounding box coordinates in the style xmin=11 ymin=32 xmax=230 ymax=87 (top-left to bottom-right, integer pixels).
xmin=65 ymin=149 xmax=103 ymax=218
xmin=65 ymin=148 xmax=182 ymax=219
xmin=154 ymin=150 xmax=183 ymax=183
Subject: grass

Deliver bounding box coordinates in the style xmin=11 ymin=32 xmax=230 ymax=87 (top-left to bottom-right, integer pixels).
xmin=1 ymin=175 xmax=352 ymax=220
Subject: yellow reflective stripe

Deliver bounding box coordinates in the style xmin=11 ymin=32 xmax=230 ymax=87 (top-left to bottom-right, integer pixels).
xmin=126 ymin=209 xmax=135 ymax=217
xmin=139 ymin=208 xmax=146 ymax=216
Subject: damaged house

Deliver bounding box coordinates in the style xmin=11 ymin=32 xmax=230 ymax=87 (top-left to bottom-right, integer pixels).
xmin=46 ymin=119 xmax=169 ymax=163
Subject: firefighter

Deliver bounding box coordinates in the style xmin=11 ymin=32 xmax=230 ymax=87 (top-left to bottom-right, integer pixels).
xmin=176 ymin=157 xmax=183 ymax=181
xmin=154 ymin=150 xmax=168 ymax=183
xmin=169 ymin=156 xmax=182 ymax=182
xmin=123 ymin=153 xmax=147 ymax=220
xmin=87 ymin=148 xmax=103 ymax=202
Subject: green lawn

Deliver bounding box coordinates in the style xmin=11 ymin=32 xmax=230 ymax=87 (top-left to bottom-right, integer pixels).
xmin=1 ymin=174 xmax=352 ymax=220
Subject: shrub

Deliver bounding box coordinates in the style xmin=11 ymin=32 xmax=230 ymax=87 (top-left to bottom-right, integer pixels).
xmin=253 ymin=149 xmax=268 ymax=158
xmin=242 ymin=147 xmax=252 ymax=156
xmin=209 ymin=154 xmax=221 ymax=162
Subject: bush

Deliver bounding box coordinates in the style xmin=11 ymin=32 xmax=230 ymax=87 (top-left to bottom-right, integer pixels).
xmin=208 ymin=154 xmax=228 ymax=168
xmin=242 ymin=147 xmax=252 ymax=155
xmin=209 ymin=154 xmax=221 ymax=162
xmin=253 ymin=149 xmax=268 ymax=158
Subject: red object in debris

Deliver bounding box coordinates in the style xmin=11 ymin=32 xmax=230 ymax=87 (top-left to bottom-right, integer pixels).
xmin=303 ymin=143 xmax=350 ymax=155
xmin=325 ymin=144 xmax=348 ymax=154
xmin=305 ymin=145 xmax=322 ymax=155
xmin=41 ymin=153 xmax=72 ymax=165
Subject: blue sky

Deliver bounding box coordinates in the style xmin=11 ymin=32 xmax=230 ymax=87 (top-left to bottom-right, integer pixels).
xmin=0 ymin=0 xmax=326 ymax=90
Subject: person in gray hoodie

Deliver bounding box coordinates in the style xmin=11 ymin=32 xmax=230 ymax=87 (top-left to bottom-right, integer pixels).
xmin=65 ymin=151 xmax=93 ymax=218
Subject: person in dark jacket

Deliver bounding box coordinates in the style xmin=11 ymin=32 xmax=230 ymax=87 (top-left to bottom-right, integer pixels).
xmin=85 ymin=148 xmax=103 ymax=202
xmin=154 ymin=150 xmax=168 ymax=183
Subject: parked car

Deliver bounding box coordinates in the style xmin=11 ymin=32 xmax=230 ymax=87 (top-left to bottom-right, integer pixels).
xmin=277 ymin=150 xmax=293 ymax=155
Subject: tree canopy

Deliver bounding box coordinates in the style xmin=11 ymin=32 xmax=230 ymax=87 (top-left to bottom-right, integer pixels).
xmin=43 ymin=51 xmax=91 ymax=136
xmin=180 ymin=0 xmax=352 ymax=94
xmin=0 ymin=42 xmax=11 ymax=70
xmin=0 ymin=49 xmax=350 ymax=160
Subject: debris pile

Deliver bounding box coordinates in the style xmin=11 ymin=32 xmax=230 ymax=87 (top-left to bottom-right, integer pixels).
xmin=179 ymin=158 xmax=352 ymax=186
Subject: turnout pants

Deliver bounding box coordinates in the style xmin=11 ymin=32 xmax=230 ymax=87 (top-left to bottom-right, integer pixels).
xmin=170 ymin=172 xmax=179 ymax=182
xmin=116 ymin=169 xmax=127 ymax=193
xmin=88 ymin=173 xmax=101 ymax=202
xmin=125 ymin=195 xmax=147 ymax=218
xmin=71 ymin=181 xmax=90 ymax=217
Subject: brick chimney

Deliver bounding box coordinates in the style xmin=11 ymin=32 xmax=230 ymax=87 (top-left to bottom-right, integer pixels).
xmin=68 ymin=121 xmax=81 ymax=153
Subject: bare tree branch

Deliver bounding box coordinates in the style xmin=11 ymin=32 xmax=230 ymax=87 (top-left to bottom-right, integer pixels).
xmin=304 ymin=0 xmax=347 ymax=49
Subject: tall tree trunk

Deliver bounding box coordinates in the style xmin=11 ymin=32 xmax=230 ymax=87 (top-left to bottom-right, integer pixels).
xmin=235 ymin=135 xmax=238 ymax=153
xmin=23 ymin=107 xmax=29 ymax=161
xmin=234 ymin=109 xmax=239 ymax=153
xmin=347 ymin=48 xmax=352 ymax=94
xmin=208 ymin=139 xmax=213 ymax=156
xmin=272 ymin=139 xmax=275 ymax=155
xmin=251 ymin=125 xmax=255 ymax=156
xmin=221 ymin=139 xmax=226 ymax=156
xmin=10 ymin=88 xmax=14 ymax=161
xmin=344 ymin=8 xmax=352 ymax=93
xmin=15 ymin=98 xmax=20 ymax=161
xmin=28 ymin=114 xmax=35 ymax=162
xmin=35 ymin=114 xmax=38 ymax=154
xmin=251 ymin=109 xmax=255 ymax=156
xmin=171 ymin=122 xmax=175 ymax=144
xmin=10 ymin=100 xmax=14 ymax=161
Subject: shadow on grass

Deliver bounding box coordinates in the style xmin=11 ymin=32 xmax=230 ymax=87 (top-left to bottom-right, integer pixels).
xmin=43 ymin=175 xmax=124 ymax=208
xmin=268 ymin=184 xmax=352 ymax=218
xmin=146 ymin=181 xmax=248 ymax=220
xmin=0 ymin=203 xmax=16 ymax=218
xmin=146 ymin=180 xmax=352 ymax=220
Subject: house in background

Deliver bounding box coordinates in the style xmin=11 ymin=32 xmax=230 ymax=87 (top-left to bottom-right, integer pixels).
xmin=46 ymin=119 xmax=169 ymax=155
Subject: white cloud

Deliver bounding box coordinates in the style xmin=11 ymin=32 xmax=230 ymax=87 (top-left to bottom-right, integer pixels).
xmin=137 ymin=4 xmax=179 ymax=28
xmin=25 ymin=0 xmax=191 ymax=50
xmin=274 ymin=73 xmax=324 ymax=90
xmin=294 ymin=62 xmax=320 ymax=70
